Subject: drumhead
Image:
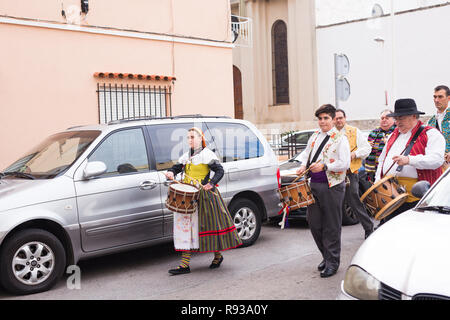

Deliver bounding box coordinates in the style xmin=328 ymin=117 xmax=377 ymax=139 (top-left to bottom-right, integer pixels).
xmin=280 ymin=180 xmax=308 ymax=191
xmin=360 ymin=175 xmax=394 ymax=202
xmin=374 ymin=193 xmax=409 ymax=220
xmin=170 ymin=183 xmax=199 ymax=193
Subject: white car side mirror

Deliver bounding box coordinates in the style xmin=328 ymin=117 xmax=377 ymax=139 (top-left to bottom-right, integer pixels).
xmin=83 ymin=161 xmax=107 ymax=179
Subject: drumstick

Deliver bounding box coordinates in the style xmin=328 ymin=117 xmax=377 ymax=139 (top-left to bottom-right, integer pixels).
xmin=382 ymin=144 xmax=409 ymax=178
xmin=292 ymin=161 xmax=322 ymax=183
xmin=293 ymin=167 xmax=310 ymax=183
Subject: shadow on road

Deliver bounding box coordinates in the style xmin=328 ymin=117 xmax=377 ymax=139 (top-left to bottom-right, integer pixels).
xmin=263 ymin=217 xmax=309 ymax=229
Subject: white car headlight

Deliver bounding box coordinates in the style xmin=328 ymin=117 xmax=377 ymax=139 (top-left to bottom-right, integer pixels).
xmin=343 ymin=265 xmax=380 ymax=300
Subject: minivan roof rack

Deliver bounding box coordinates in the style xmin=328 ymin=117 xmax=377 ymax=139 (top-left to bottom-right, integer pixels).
xmin=107 ymin=115 xmax=231 ymax=125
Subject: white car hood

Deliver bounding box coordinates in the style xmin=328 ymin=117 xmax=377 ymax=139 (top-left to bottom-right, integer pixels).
xmin=351 ymin=210 xmax=450 ymax=297
xmin=0 ymin=176 xmax=75 ymax=213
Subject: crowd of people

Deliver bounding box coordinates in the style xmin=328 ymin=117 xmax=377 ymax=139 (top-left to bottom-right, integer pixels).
xmin=294 ymin=84 xmax=449 ymax=278
xmin=162 ymin=85 xmax=449 ymax=279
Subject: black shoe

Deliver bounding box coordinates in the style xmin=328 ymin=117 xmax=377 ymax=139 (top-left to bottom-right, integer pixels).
xmin=168 ymin=266 xmax=190 ymax=275
xmin=320 ymin=267 xmax=337 ymax=278
xmin=365 ymin=228 xmax=374 ymax=239
xmin=209 ymin=256 xmax=223 ymax=269
xmin=317 ymin=260 xmax=326 ymax=271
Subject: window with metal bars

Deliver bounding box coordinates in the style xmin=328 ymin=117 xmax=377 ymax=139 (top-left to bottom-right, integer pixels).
xmin=97 ymin=83 xmax=172 ymax=124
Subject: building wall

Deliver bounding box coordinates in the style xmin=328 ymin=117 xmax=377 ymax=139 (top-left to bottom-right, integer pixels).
xmin=232 ymin=0 xmax=318 ymax=135
xmin=316 ymin=4 xmax=450 ymax=126
xmin=0 ymin=0 xmax=234 ymax=170
xmin=315 ymin=0 xmax=449 ymax=26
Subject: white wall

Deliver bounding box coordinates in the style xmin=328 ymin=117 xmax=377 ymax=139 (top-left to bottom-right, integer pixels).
xmin=315 ymin=0 xmax=449 ymax=26
xmin=316 ymin=4 xmax=450 ymax=121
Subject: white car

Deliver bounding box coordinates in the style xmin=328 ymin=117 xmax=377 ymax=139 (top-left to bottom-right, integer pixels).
xmin=339 ymin=168 xmax=450 ymax=300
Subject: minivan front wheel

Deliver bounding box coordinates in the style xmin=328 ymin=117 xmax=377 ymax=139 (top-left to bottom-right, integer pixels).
xmin=0 ymin=229 xmax=66 ymax=295
xmin=229 ymin=198 xmax=261 ymax=247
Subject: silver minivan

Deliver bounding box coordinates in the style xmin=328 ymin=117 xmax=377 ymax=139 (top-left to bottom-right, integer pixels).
xmin=0 ymin=116 xmax=280 ymax=295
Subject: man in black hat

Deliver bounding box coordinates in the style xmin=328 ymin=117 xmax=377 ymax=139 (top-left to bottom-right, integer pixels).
xmin=375 ymin=98 xmax=445 ymax=223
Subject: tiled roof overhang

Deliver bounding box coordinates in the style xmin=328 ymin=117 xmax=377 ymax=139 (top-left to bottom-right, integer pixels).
xmin=94 ymin=72 xmax=176 ymax=81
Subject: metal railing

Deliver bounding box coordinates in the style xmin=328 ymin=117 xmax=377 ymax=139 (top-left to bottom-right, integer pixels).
xmin=269 ymin=132 xmax=306 ymax=159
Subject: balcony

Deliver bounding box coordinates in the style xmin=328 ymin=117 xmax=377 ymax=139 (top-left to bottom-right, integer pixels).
xmin=231 ymin=15 xmax=253 ymax=48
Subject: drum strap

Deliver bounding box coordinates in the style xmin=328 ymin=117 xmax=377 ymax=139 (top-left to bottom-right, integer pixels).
xmin=396 ymin=125 xmax=425 ymax=172
xmin=306 ymin=135 xmax=330 ymax=168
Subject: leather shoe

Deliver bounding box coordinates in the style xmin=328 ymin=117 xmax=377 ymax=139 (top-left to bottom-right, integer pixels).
xmin=209 ymin=256 xmax=224 ymax=269
xmin=168 ymin=266 xmax=190 ymax=275
xmin=317 ymin=260 xmax=326 ymax=271
xmin=320 ymin=267 xmax=337 ymax=278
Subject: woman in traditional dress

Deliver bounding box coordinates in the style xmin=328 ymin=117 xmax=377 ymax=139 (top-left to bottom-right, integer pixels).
xmin=164 ymin=127 xmax=242 ymax=275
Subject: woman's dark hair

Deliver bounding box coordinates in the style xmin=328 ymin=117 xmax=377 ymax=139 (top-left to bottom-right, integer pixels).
xmin=315 ymin=104 xmax=337 ymax=119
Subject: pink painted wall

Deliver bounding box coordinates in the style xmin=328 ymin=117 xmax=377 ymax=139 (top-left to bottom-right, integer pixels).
xmin=0 ymin=0 xmax=232 ymax=42
xmin=0 ymin=0 xmax=234 ymax=170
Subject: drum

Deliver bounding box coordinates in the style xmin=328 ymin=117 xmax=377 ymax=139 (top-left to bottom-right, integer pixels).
xmin=165 ymin=182 xmax=200 ymax=214
xmin=278 ymin=180 xmax=315 ymax=210
xmin=360 ymin=175 xmax=408 ymax=220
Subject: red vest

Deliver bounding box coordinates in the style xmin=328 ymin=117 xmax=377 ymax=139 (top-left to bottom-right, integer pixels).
xmin=383 ymin=121 xmax=442 ymax=185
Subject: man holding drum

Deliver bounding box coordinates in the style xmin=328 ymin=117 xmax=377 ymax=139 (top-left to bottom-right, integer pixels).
xmin=165 ymin=127 xmax=242 ymax=275
xmin=375 ymin=98 xmax=446 ymax=223
xmin=296 ymin=104 xmax=350 ymax=278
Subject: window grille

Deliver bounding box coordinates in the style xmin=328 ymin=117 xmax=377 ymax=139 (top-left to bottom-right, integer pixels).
xmin=97 ymin=83 xmax=172 ymax=124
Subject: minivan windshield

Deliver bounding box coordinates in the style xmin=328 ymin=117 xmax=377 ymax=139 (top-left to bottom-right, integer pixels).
xmin=416 ymin=170 xmax=450 ymax=214
xmin=2 ymin=130 xmax=101 ymax=179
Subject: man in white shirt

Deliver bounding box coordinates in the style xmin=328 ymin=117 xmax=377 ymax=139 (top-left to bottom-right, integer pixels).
xmin=375 ymin=98 xmax=445 ymax=223
xmin=427 ymin=85 xmax=450 ymax=171
xmin=335 ymin=109 xmax=373 ymax=239
xmin=296 ymin=104 xmax=350 ymax=278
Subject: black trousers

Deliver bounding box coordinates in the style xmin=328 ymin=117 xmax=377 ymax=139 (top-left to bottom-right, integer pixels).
xmin=345 ymin=172 xmax=374 ymax=233
xmin=307 ymin=181 xmax=346 ymax=271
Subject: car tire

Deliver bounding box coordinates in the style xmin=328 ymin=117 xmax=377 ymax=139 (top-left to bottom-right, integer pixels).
xmin=229 ymin=198 xmax=262 ymax=247
xmin=342 ymin=203 xmax=359 ymax=226
xmin=0 ymin=228 xmax=66 ymax=295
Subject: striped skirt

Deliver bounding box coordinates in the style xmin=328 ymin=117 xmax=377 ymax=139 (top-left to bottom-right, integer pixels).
xmin=197 ymin=189 xmax=243 ymax=253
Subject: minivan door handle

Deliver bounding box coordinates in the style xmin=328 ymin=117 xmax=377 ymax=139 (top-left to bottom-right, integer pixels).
xmin=139 ymin=180 xmax=157 ymax=190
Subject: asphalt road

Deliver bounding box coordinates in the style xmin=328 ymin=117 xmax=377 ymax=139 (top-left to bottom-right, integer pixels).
xmin=0 ymin=218 xmax=368 ymax=300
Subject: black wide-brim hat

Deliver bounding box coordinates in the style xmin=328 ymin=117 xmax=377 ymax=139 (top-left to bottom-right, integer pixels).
xmin=387 ymin=98 xmax=425 ymax=117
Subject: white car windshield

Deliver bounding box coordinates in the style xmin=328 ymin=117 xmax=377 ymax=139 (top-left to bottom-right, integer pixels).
xmin=416 ymin=170 xmax=450 ymax=213
xmin=2 ymin=130 xmax=100 ymax=179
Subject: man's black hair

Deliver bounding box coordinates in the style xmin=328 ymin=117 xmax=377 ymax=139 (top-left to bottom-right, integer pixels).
xmin=315 ymin=104 xmax=337 ymax=119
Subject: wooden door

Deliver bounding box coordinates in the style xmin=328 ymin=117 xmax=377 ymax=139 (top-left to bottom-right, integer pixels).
xmin=233 ymin=65 xmax=243 ymax=119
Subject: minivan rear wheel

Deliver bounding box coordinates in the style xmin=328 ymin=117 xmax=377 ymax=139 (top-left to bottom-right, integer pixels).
xmin=229 ymin=198 xmax=261 ymax=247
xmin=0 ymin=229 xmax=66 ymax=295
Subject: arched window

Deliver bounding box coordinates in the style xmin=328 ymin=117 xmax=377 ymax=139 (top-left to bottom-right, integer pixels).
xmin=272 ymin=20 xmax=289 ymax=105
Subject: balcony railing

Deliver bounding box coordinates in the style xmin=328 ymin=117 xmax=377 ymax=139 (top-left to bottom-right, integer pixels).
xmin=231 ymin=15 xmax=253 ymax=48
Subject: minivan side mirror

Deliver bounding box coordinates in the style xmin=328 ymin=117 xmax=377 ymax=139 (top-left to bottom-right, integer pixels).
xmin=83 ymin=161 xmax=107 ymax=179
xmin=411 ymin=180 xmax=431 ymax=199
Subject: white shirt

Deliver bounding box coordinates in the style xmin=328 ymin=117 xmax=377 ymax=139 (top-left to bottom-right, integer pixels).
xmin=436 ymin=107 xmax=449 ymax=131
xmin=337 ymin=126 xmax=371 ymax=160
xmin=296 ymin=128 xmax=350 ymax=173
xmin=375 ymin=126 xmax=445 ymax=181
